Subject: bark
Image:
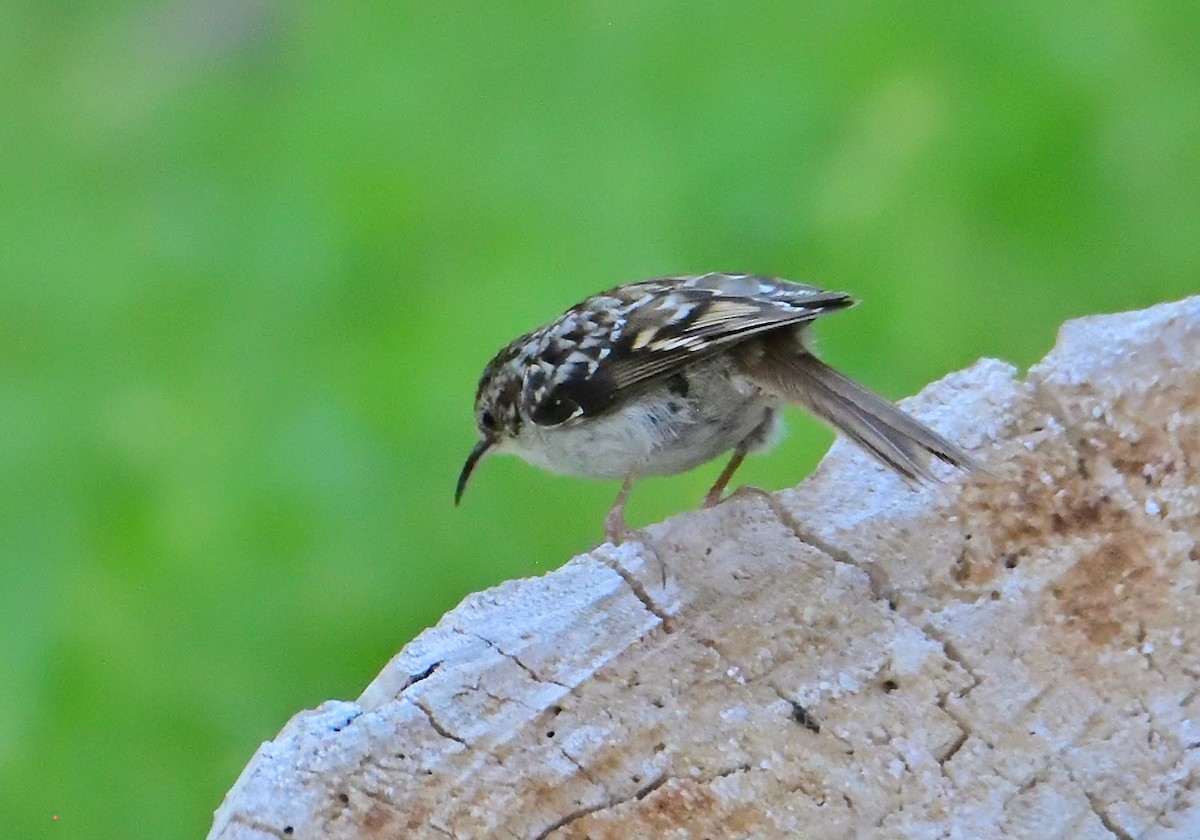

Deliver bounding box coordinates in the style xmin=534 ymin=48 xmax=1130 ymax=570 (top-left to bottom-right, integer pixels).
xmin=207 ymin=296 xmax=1200 ymax=840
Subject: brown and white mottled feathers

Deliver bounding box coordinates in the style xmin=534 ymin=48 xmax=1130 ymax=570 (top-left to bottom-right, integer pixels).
xmin=457 ymin=272 xmax=979 ymax=515
xmin=473 ymin=273 xmax=852 ymax=435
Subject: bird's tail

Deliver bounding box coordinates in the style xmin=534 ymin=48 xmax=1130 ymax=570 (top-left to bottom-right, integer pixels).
xmin=745 ymin=343 xmax=979 ymax=484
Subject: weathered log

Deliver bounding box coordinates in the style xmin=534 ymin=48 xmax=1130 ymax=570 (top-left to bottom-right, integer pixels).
xmin=208 ymin=295 xmax=1200 ymax=840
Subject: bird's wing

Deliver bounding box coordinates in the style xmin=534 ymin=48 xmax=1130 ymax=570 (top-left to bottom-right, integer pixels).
xmin=521 ymin=274 xmax=853 ymax=427
xmin=606 ymin=274 xmax=852 ymax=390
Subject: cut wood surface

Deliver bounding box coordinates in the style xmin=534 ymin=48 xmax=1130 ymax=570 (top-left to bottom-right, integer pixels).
xmin=208 ymin=296 xmax=1200 ymax=840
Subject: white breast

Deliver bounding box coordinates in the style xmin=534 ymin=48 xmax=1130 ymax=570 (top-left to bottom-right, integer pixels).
xmin=505 ymin=359 xmax=783 ymax=481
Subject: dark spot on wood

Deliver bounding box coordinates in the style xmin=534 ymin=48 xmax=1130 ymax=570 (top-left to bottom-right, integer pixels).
xmin=791 ymin=703 xmax=820 ymax=732
xmin=1051 ymin=495 xmax=1108 ymax=535
xmin=1050 ymin=536 xmax=1163 ymax=646
xmin=401 ymin=661 xmax=440 ymax=691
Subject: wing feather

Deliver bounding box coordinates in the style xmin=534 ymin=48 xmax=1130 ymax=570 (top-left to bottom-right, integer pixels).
xmin=606 ymin=277 xmax=852 ymax=391
xmin=521 ymin=274 xmax=853 ymax=427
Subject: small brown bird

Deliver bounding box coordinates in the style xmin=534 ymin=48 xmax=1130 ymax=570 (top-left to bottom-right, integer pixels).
xmin=456 ymin=273 xmax=977 ymax=541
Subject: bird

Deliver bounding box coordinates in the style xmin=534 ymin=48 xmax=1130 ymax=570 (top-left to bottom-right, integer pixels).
xmin=455 ymin=272 xmax=978 ymax=542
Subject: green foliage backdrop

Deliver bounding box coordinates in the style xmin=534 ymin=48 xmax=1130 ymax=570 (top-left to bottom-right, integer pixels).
xmin=2 ymin=2 xmax=1198 ymax=837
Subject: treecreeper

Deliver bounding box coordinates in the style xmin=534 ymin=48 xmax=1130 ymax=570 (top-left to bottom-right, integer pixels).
xmin=456 ymin=272 xmax=980 ymax=540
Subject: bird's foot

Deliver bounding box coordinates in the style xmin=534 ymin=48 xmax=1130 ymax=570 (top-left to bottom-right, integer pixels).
xmin=704 ymin=483 xmax=773 ymax=508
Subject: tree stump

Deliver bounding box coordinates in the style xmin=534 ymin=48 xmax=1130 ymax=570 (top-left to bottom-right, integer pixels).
xmin=208 ymin=295 xmax=1200 ymax=840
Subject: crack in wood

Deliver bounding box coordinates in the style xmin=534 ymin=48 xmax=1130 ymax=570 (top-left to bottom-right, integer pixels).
xmin=593 ymin=544 xmax=676 ymax=632
xmin=410 ymin=697 xmax=467 ymax=746
xmin=464 ymin=629 xmax=571 ymax=690
xmin=1084 ymin=791 xmax=1136 ymax=840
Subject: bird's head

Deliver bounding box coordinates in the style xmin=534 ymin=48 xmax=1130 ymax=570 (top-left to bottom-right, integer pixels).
xmin=455 ymin=345 xmax=525 ymax=505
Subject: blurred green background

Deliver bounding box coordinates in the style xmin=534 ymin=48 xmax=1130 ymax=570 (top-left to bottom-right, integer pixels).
xmin=2 ymin=1 xmax=1198 ymax=837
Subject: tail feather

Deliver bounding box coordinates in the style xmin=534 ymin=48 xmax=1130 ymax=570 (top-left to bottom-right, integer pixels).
xmin=744 ymin=345 xmax=978 ymax=483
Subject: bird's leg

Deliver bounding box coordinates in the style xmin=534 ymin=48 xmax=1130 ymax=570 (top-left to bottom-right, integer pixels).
xmin=604 ymin=474 xmax=636 ymax=544
xmin=602 ymin=474 xmax=668 ymax=588
xmin=704 ymin=446 xmax=775 ymax=508
xmin=703 ymin=447 xmax=748 ymax=507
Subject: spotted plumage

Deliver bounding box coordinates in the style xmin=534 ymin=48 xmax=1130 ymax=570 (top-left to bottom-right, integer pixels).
xmin=457 ymin=273 xmax=979 ymax=541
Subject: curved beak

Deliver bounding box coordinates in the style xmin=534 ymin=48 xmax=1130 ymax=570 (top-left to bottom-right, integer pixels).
xmin=455 ymin=438 xmax=493 ymax=505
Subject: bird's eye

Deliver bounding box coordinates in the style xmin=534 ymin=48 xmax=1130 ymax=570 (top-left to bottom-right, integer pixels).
xmin=480 ymin=409 xmax=497 ymax=432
